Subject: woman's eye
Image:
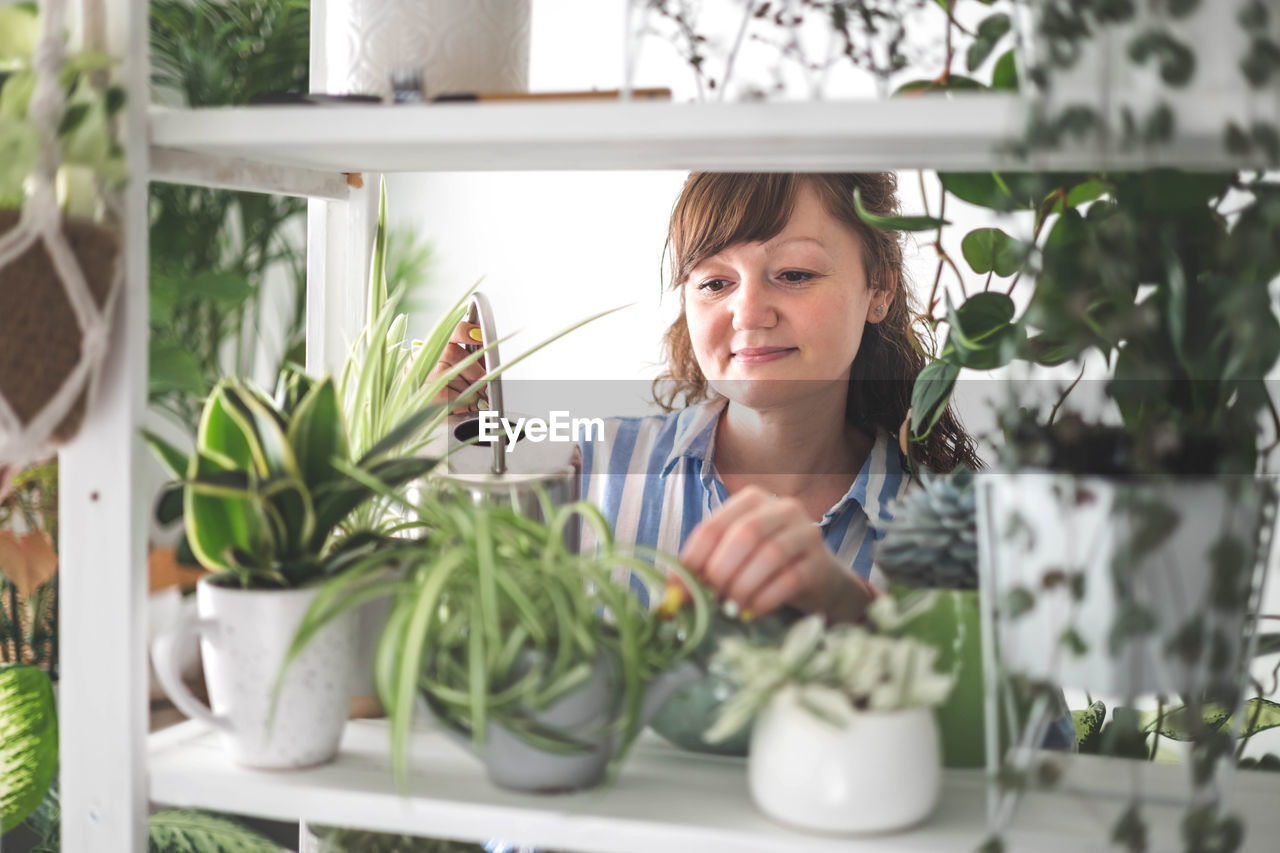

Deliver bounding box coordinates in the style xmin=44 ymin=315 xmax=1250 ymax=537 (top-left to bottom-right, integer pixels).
xmin=778 ymin=270 xmax=814 ymax=284
xmin=698 ymin=279 xmax=730 ymax=292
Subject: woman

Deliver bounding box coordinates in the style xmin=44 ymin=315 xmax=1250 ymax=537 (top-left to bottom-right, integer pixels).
xmin=433 ymin=172 xmax=979 ymax=624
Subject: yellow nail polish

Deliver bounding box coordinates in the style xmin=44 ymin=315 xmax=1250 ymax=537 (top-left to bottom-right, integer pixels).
xmin=469 ymin=328 xmax=483 ymax=342
xmin=741 ymin=609 xmax=755 ymax=623
xmin=657 ymin=584 xmax=686 ymax=619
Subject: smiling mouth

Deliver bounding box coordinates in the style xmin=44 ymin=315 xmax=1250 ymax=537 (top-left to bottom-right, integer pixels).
xmin=731 ymin=347 xmax=798 ymax=363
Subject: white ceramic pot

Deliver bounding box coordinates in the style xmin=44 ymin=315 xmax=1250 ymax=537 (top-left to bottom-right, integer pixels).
xmin=976 ymin=473 xmax=1272 ymax=696
xmin=1018 ymin=3 xmax=1264 ymax=114
xmin=151 ymin=577 xmax=356 ymax=769
xmin=748 ymin=690 xmax=942 ymax=834
xmin=321 ymin=0 xmax=531 ymax=100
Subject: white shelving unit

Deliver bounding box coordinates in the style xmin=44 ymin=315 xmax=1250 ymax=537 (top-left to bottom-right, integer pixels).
xmin=146 ymin=719 xmax=1280 ymax=853
xmin=53 ymin=3 xmax=1280 ymax=851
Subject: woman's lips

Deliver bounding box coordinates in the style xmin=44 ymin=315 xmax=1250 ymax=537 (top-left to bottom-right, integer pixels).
xmin=731 ymin=346 xmax=797 ymax=364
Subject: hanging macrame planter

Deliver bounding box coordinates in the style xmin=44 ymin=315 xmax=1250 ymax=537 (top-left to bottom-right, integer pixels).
xmin=0 ymin=0 xmax=123 ymax=475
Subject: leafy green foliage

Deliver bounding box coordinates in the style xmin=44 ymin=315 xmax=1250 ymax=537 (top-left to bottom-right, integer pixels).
xmin=942 ymin=292 xmax=1023 ymax=370
xmin=23 ymin=782 xmax=283 ymax=853
xmin=148 ymin=0 xmax=312 ymax=430
xmin=967 ymin=14 xmax=1011 ymax=72
xmin=1072 ymin=699 xmax=1106 ymax=753
xmin=146 ymin=810 xmax=280 ymax=853
xmin=310 ymin=827 xmax=486 ymax=853
xmin=0 ymin=4 xmax=125 ymax=208
xmin=909 ymin=358 xmax=959 ymax=440
xmin=1144 ymin=698 xmax=1280 ymax=742
xmin=852 ymin=187 xmax=948 ymax=232
xmin=706 ymin=597 xmax=955 ymax=743
xmin=0 ymin=664 xmax=57 ymax=832
xmin=286 ymin=490 xmax=711 ymax=789
xmin=183 ymin=373 xmax=440 ymax=588
xmin=961 ymin=228 xmax=1024 ymax=277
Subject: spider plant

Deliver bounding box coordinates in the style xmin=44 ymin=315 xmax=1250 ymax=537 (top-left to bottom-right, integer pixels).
xmin=283 ymin=483 xmax=712 ymax=788
xmin=337 ymin=180 xmax=624 ymax=534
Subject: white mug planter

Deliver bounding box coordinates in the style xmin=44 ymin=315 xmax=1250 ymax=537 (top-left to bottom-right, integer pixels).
xmin=152 ymin=577 xmax=357 ymax=769
xmin=320 ymin=0 xmax=531 ymax=100
xmin=748 ymin=689 xmax=942 ymax=834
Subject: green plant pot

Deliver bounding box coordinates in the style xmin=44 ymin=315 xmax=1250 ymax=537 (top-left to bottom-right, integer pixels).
xmin=647 ymin=669 xmax=751 ymax=756
xmin=894 ymin=588 xmax=988 ymax=768
xmin=647 ymin=610 xmax=793 ymax=756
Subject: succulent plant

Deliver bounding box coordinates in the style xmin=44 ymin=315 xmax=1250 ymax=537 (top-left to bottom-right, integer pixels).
xmin=876 ymin=466 xmax=979 ymax=590
xmin=704 ymin=596 xmax=955 ymax=743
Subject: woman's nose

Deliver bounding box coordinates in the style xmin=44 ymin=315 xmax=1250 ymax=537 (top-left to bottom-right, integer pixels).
xmin=730 ymin=277 xmax=778 ymax=331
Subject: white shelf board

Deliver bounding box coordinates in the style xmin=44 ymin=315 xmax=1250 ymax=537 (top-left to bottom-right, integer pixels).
xmin=149 ymin=95 xmax=1269 ymax=176
xmin=149 ymin=718 xmax=1280 ymax=853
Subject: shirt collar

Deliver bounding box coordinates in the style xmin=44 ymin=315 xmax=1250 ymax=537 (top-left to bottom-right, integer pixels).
xmin=661 ymin=397 xmax=907 ymax=527
xmin=826 ymin=428 xmax=906 ymax=529
xmin=661 ymin=396 xmax=729 ymax=477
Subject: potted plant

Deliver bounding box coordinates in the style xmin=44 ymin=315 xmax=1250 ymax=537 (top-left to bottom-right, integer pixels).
xmin=704 ymin=596 xmax=956 ymax=834
xmin=286 ymin=485 xmax=712 ymax=792
xmin=867 ymin=10 xmax=1280 ymax=849
xmin=0 ymin=2 xmax=127 ymax=466
xmin=149 ymin=369 xmax=442 ymax=769
xmin=874 ymin=465 xmax=993 ymax=769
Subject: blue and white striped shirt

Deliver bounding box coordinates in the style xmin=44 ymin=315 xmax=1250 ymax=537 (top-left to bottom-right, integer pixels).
xmin=578 ymin=396 xmax=910 ymax=606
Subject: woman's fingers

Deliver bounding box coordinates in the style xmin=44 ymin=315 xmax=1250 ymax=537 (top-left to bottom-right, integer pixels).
xmin=745 ymin=552 xmax=823 ymax=616
xmin=448 ymin=322 xmax=485 ymax=347
xmin=678 ymin=485 xmax=771 ymax=572
xmin=720 ymin=519 xmax=815 ymax=609
xmin=440 ymin=343 xmax=487 ymax=386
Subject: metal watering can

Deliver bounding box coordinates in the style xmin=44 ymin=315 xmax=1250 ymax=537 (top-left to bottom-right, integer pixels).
xmin=434 ymin=292 xmax=582 ymax=542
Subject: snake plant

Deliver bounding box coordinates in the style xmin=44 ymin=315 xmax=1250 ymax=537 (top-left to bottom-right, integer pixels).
xmin=182 ymin=369 xmax=441 ymax=588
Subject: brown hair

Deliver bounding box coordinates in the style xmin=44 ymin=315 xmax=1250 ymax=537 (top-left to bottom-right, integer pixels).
xmin=652 ymin=172 xmax=979 ymax=474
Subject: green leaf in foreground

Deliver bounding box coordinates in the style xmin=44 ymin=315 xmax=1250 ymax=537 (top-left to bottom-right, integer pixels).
xmin=146 ymin=809 xmax=280 ymax=853
xmin=853 ymin=187 xmax=949 ymax=232
xmin=910 ymin=358 xmax=960 ymax=440
xmin=0 ymin=664 xmax=58 ymax=833
xmin=961 ymin=228 xmax=1025 ymax=277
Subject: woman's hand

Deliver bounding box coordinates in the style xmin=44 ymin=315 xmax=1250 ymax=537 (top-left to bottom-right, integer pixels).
xmin=425 ymin=320 xmax=489 ymax=414
xmin=677 ymin=485 xmax=875 ymax=623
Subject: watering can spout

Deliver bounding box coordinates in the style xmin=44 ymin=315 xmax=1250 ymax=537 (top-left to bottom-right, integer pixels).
xmin=465 ymin=292 xmax=505 ymax=475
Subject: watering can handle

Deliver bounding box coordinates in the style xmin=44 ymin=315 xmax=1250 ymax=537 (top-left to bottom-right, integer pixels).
xmin=466 ymin=292 xmax=507 ymax=475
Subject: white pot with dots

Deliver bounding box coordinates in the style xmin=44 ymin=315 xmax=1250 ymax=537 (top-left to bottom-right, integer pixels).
xmin=152 ymin=576 xmax=357 ymax=769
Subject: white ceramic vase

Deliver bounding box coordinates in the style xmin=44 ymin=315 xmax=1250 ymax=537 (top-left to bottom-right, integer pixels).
xmin=1018 ymin=3 xmax=1265 ymax=114
xmin=152 ymin=577 xmax=356 ymax=769
xmin=976 ymin=473 xmax=1271 ymax=696
xmin=748 ymin=690 xmax=942 ymax=834
xmin=321 ymin=0 xmax=531 ymax=100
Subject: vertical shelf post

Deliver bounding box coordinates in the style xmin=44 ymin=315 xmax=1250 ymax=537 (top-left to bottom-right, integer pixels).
xmin=58 ymin=0 xmax=150 ymax=849
xmin=306 ymin=0 xmax=374 ymax=376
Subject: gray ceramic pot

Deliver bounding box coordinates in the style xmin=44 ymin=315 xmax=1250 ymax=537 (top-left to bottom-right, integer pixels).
xmin=430 ymin=656 xmax=702 ymax=793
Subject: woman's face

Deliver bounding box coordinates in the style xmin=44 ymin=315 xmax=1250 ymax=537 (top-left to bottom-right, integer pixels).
xmin=683 ymin=182 xmax=892 ymax=412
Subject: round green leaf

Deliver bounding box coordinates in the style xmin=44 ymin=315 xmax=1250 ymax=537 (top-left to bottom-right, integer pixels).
xmin=0 ymin=664 xmax=58 ymax=833
xmin=952 ymin=292 xmax=1016 ymax=339
xmin=961 ymin=228 xmax=1025 ymax=277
